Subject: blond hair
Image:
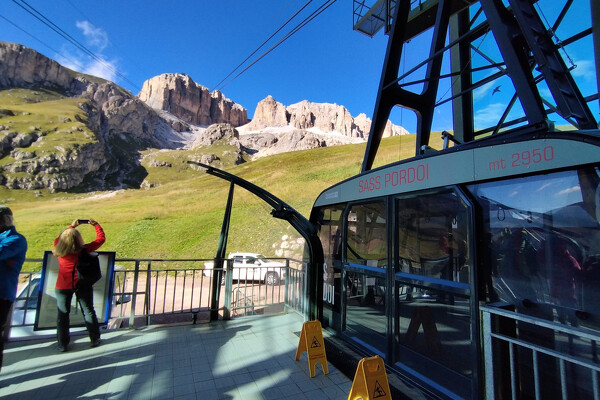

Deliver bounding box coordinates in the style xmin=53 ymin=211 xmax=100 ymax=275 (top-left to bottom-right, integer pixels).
xmin=53 ymin=228 xmax=83 ymax=258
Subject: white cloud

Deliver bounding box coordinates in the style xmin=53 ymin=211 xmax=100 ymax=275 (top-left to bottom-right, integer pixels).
xmin=474 ymin=103 xmax=506 ymax=128
xmin=54 ymin=21 xmax=120 ymax=83
xmin=83 ymin=58 xmax=118 ymax=82
xmin=55 ymin=53 xmax=83 ymax=72
xmin=557 ymin=185 xmax=581 ymax=196
xmin=570 ymin=59 xmax=594 ymax=79
xmin=537 ymin=182 xmax=554 ymax=192
xmin=76 ymin=20 xmax=109 ymax=51
xmin=55 ymin=48 xmax=118 ymax=82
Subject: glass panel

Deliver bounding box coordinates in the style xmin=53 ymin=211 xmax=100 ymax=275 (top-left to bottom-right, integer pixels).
xmin=347 ymin=202 xmax=387 ymax=267
xmin=395 ymin=190 xmax=472 ymax=382
xmin=396 ymin=286 xmax=472 ymax=392
xmin=344 ymin=201 xmax=388 ymax=353
xmin=345 ymin=270 xmax=387 ymax=351
xmin=314 ymin=205 xmax=345 ymax=328
xmin=469 ymin=167 xmax=600 ymax=400
xmin=469 ymin=168 xmax=600 ymax=326
xmin=397 ymin=191 xmax=470 ymax=284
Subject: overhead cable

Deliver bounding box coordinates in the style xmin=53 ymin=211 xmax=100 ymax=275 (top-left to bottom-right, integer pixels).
xmin=0 ymin=13 xmax=62 ymax=55
xmin=213 ymin=0 xmax=337 ymax=92
xmin=211 ymin=0 xmax=315 ymax=92
xmin=11 ymin=0 xmax=140 ymax=91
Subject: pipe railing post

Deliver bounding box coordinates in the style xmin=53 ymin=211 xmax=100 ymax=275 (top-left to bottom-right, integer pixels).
xmin=145 ymin=260 xmax=152 ymax=326
xmin=223 ymin=259 xmax=233 ymax=320
xmin=129 ymin=260 xmax=140 ymax=328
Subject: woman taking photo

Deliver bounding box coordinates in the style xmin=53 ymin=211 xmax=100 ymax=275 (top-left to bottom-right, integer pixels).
xmin=53 ymin=218 xmax=105 ymax=352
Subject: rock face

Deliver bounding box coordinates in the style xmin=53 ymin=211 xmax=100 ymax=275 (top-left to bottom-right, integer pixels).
xmin=0 ymin=41 xmax=411 ymax=191
xmin=236 ymin=95 xmax=409 ymax=159
xmin=245 ymin=95 xmax=408 ymax=139
xmin=0 ymin=42 xmax=88 ymax=94
xmin=187 ymin=123 xmax=245 ymax=168
xmin=241 ymin=130 xmax=326 ymax=158
xmin=190 ymin=123 xmax=239 ymax=147
xmin=246 ymin=95 xmax=288 ymax=129
xmin=138 ymin=73 xmax=248 ymax=127
xmin=0 ymin=41 xmax=183 ymax=192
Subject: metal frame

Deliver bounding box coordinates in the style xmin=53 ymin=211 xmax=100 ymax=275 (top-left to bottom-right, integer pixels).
xmin=359 ymin=0 xmax=598 ymax=172
xmin=481 ymin=305 xmax=600 ymax=400
xmin=189 ymin=162 xmax=324 ymax=321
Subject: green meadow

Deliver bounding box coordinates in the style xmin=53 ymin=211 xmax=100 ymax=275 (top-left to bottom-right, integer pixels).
xmin=5 ymin=133 xmax=440 ymax=271
xmin=1 ymin=88 xmax=447 ymax=271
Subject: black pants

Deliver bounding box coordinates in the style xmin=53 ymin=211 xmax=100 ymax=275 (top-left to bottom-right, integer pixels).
xmin=55 ymin=287 xmax=100 ymax=346
xmin=0 ymin=298 xmax=13 ymax=372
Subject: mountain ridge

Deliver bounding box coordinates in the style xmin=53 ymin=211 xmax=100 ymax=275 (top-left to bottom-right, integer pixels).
xmin=0 ymin=41 xmax=408 ymax=192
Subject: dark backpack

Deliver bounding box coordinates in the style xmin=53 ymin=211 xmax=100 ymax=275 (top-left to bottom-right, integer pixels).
xmin=75 ymin=249 xmax=102 ymax=289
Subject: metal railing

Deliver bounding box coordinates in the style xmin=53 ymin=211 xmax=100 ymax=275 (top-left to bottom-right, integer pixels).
xmin=10 ymin=257 xmax=306 ymax=338
xmin=481 ymin=305 xmax=600 ymax=400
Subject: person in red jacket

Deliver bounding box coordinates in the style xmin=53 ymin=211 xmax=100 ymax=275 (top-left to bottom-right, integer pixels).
xmin=53 ymin=218 xmax=105 ymax=352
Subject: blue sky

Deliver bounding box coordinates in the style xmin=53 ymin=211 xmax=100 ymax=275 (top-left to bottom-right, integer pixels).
xmin=2 ymin=0 xmax=598 ymax=134
xmin=2 ymin=1 xmax=390 ymax=122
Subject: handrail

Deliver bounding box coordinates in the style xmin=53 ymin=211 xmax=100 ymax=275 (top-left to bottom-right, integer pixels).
xmin=10 ymin=257 xmax=306 ymax=339
xmin=481 ymin=304 xmax=600 ymax=399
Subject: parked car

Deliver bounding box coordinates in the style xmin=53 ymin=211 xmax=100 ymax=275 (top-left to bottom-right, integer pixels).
xmin=204 ymin=252 xmax=286 ymax=285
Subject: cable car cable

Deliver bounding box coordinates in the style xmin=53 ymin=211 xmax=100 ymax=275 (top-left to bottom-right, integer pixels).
xmin=214 ymin=0 xmax=337 ymax=92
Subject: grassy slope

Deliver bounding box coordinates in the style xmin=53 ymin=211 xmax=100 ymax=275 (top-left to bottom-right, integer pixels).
xmin=6 ymin=133 xmax=441 ymax=271
xmin=1 ymin=87 xmax=445 ymax=270
xmin=0 ymin=89 xmax=95 ymax=147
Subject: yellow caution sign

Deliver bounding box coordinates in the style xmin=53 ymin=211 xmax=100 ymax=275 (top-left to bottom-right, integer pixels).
xmin=348 ymin=355 xmax=392 ymax=400
xmin=295 ymin=320 xmax=329 ymax=377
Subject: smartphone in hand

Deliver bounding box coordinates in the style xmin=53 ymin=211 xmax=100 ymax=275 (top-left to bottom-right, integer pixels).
xmin=78 ymin=219 xmax=90 ymax=224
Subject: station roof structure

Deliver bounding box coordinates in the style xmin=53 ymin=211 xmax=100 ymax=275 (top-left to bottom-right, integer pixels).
xmin=352 ymin=0 xmax=398 ymax=37
xmin=353 ymin=0 xmax=479 ymax=40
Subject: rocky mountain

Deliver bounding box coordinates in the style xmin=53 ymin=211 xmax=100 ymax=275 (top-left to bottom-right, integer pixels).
xmin=0 ymin=41 xmax=409 ymax=193
xmin=234 ymin=95 xmax=407 ymax=158
xmin=0 ymin=42 xmax=244 ymax=192
xmin=0 ymin=42 xmax=184 ymax=191
xmin=138 ymin=73 xmax=248 ymax=128
xmin=245 ymin=95 xmax=406 ymax=139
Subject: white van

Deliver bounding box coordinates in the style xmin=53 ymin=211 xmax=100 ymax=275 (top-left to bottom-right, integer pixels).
xmin=204 ymin=252 xmax=286 ymax=285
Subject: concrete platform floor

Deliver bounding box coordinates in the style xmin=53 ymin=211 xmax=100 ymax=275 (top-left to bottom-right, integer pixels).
xmin=0 ymin=313 xmax=352 ymax=399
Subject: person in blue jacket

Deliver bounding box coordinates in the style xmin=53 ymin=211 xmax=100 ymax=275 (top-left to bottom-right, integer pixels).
xmin=0 ymin=206 xmax=27 ymax=372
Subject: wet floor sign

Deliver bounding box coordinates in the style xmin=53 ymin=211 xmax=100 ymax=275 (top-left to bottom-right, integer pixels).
xmin=348 ymin=355 xmax=392 ymax=400
xmin=295 ymin=320 xmax=329 ymax=377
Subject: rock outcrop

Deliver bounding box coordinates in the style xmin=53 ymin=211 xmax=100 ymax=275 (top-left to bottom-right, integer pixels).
xmin=0 ymin=41 xmax=411 ymax=191
xmin=138 ymin=73 xmax=248 ymax=127
xmin=0 ymin=42 xmax=88 ymax=94
xmin=241 ymin=130 xmax=326 ymax=158
xmin=246 ymin=95 xmax=288 ymax=129
xmin=190 ymin=123 xmax=239 ymax=148
xmin=0 ymin=41 xmax=184 ymax=191
xmin=235 ymin=95 xmax=408 ymax=159
xmin=244 ymin=95 xmax=408 ymax=138
xmin=188 ymin=123 xmax=244 ymax=168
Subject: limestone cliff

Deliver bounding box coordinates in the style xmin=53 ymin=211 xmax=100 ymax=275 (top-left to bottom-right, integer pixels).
xmin=0 ymin=41 xmax=182 ymax=191
xmin=244 ymin=95 xmax=408 ymax=138
xmin=0 ymin=42 xmax=88 ymax=94
xmin=138 ymin=73 xmax=248 ymax=127
xmin=245 ymin=95 xmax=288 ymax=129
xmin=236 ymin=95 xmax=408 ymax=159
